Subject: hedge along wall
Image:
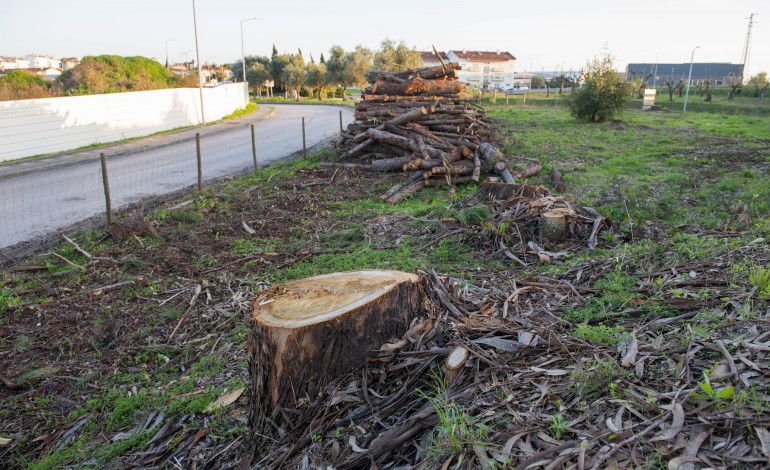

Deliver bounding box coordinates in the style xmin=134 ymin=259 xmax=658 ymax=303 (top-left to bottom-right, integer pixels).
xmin=0 ymin=83 xmax=248 ymax=162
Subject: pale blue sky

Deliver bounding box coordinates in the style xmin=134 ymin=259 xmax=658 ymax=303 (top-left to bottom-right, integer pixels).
xmin=1 ymin=0 xmax=768 ymax=76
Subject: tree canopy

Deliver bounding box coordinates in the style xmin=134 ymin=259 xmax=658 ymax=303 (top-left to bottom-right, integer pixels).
xmin=373 ymin=39 xmax=421 ymax=72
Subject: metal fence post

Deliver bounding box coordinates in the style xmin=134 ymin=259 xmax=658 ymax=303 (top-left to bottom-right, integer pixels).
xmin=339 ymin=110 xmax=343 ymax=132
xmin=251 ymin=124 xmax=258 ymax=172
xmin=99 ymin=153 xmax=113 ymax=226
xmin=301 ymin=117 xmax=307 ymax=158
xmin=196 ymin=132 xmax=202 ymax=193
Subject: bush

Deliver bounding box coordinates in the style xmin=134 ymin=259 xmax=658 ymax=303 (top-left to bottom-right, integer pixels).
xmin=569 ymin=52 xmax=630 ymax=122
xmin=0 ymin=70 xmax=50 ymax=101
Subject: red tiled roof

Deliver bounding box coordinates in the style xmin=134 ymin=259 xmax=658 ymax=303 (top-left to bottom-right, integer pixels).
xmin=450 ymin=50 xmax=516 ymax=62
xmin=420 ymin=51 xmax=449 ymax=61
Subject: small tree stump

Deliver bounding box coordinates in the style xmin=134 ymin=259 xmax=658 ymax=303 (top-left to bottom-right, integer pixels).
xmin=444 ymin=346 xmax=469 ymax=384
xmin=247 ymin=270 xmax=427 ymax=436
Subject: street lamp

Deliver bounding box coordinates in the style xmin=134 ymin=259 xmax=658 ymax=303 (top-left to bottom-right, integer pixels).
xmin=165 ymin=38 xmax=177 ymax=68
xmin=240 ymin=17 xmax=259 ymax=83
xmin=683 ymin=46 xmax=700 ymax=112
xmin=192 ymin=0 xmax=205 ymax=125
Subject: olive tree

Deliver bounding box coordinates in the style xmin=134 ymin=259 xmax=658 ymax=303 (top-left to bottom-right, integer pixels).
xmin=373 ymin=39 xmax=421 ymax=72
xmin=569 ymin=52 xmax=630 ymax=122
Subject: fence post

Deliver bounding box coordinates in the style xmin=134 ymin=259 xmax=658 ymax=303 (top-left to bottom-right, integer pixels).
xmin=99 ymin=152 xmax=113 ymax=226
xmin=339 ymin=110 xmax=343 ymax=132
xmin=301 ymin=117 xmax=307 ymax=158
xmin=251 ymin=124 xmax=258 ymax=172
xmin=506 ymin=94 xmax=509 ymax=105
xmin=196 ymin=132 xmax=202 ymax=193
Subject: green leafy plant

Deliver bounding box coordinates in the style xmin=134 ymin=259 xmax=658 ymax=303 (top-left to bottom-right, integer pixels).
xmin=550 ymin=414 xmax=568 ymax=439
xmin=691 ymin=372 xmax=734 ymax=403
xmin=749 ymin=265 xmax=770 ymax=297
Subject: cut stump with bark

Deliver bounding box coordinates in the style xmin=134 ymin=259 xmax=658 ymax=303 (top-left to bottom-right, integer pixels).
xmin=247 ymin=270 xmax=427 ymax=436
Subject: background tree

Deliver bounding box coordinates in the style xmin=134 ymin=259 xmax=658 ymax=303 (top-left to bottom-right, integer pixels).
xmin=568 ymin=52 xmax=630 ymax=123
xmin=326 ymin=45 xmax=347 ymax=99
xmin=626 ymin=71 xmax=653 ymax=98
xmin=305 ymin=62 xmax=328 ymax=100
xmin=749 ymin=72 xmax=768 ymax=102
xmin=663 ymin=74 xmax=685 ymax=102
xmin=530 ymin=75 xmax=545 ymax=89
xmin=247 ymin=60 xmax=271 ymax=98
xmin=282 ymin=53 xmax=306 ymax=100
xmin=343 ymin=45 xmax=373 ymax=91
xmin=569 ymin=70 xmax=585 ymax=94
xmin=373 ymin=39 xmax=421 ymax=72
xmin=727 ymin=74 xmax=743 ymax=100
xmin=271 ymin=51 xmax=291 ymax=92
xmin=554 ymin=69 xmax=570 ymax=95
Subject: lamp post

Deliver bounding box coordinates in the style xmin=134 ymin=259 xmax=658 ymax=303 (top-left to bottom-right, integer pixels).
xmin=240 ymin=17 xmax=258 ymax=83
xmin=165 ymin=38 xmax=177 ymax=69
xmin=683 ymin=46 xmax=700 ymax=112
xmin=192 ymin=0 xmax=205 ymax=125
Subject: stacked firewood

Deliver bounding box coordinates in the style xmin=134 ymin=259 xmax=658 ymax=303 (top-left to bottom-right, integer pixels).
xmin=335 ymin=64 xmax=510 ymax=204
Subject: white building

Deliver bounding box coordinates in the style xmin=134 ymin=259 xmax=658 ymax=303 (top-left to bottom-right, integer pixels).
xmin=25 ymin=54 xmax=61 ymax=69
xmin=0 ymin=56 xmax=30 ymax=70
xmin=445 ymin=50 xmax=517 ymax=91
xmin=61 ymin=57 xmax=80 ymax=71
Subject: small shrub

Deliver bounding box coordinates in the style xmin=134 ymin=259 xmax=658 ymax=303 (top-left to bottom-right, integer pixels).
xmin=569 ymin=52 xmax=631 ymax=123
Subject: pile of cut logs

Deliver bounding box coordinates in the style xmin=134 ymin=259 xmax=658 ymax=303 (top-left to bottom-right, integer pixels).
xmin=334 ymin=64 xmax=520 ymax=204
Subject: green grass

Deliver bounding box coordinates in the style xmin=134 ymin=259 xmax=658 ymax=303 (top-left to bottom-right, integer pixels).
xmin=486 ymin=100 xmax=770 ymax=228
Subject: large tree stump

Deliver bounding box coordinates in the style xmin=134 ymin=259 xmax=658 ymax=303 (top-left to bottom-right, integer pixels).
xmin=247 ymin=270 xmax=426 ymax=436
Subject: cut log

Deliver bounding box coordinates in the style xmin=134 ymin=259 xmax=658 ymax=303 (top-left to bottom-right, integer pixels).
xmin=247 ymin=270 xmax=426 ymax=422
xmin=444 ymin=346 xmax=469 ymax=384
xmin=515 ymin=164 xmax=542 ymax=180
xmin=541 ymin=210 xmax=567 ymax=241
xmin=493 ymin=161 xmax=515 ymax=184
xmin=371 ymin=78 xmax=467 ymax=96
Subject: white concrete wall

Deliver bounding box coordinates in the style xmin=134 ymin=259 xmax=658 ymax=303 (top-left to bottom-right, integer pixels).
xmin=0 ymin=83 xmax=248 ymax=162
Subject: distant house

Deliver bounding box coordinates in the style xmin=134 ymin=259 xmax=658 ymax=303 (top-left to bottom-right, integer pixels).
xmin=626 ymin=63 xmax=744 ymax=86
xmin=25 ymin=54 xmax=61 ymax=69
xmin=0 ymin=56 xmax=30 ymax=70
xmin=419 ymin=51 xmax=450 ymax=68
xmin=446 ymin=50 xmax=517 ymax=91
xmin=61 ymin=57 xmax=80 ymax=71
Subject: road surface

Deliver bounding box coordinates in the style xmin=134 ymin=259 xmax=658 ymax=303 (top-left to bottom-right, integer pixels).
xmin=0 ymin=104 xmax=353 ymax=252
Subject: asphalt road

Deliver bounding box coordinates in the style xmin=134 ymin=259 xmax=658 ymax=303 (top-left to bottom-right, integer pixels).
xmin=0 ymin=104 xmax=354 ymax=252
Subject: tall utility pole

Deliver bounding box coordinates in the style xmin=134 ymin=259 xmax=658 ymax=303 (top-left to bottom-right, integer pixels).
xmin=192 ymin=0 xmax=205 ymax=125
xmin=240 ymin=17 xmax=258 ymax=83
xmin=740 ymin=13 xmax=757 ymax=84
xmin=683 ymin=46 xmax=700 ymax=112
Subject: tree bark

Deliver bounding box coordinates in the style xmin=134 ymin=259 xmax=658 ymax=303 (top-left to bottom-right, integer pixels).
xmin=371 ymin=78 xmax=467 ymax=96
xmin=247 ymin=270 xmax=427 ymax=427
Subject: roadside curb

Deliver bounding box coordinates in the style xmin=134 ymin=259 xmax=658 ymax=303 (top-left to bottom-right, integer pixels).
xmin=0 ymin=105 xmax=277 ymax=181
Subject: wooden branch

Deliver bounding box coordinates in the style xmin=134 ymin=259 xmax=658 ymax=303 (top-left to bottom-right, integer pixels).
xmin=386 ymin=179 xmax=426 ymax=204
xmin=381 ymin=171 xmax=423 ymax=201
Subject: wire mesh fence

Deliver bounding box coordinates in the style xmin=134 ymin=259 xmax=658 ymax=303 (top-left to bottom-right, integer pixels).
xmin=0 ymin=105 xmax=353 ymax=264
